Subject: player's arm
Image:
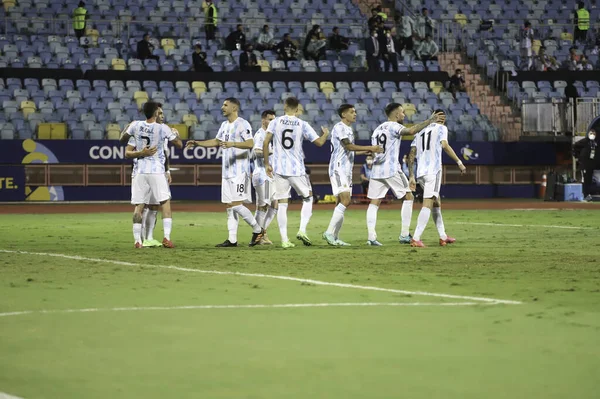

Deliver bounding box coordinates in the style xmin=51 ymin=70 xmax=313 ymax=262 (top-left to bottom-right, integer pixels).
xmin=263 ymin=132 xmax=274 ymax=176
xmin=186 ymin=138 xmax=221 ymax=148
xmin=125 ymin=145 xmax=157 ymax=159
xmin=119 ymin=123 xmax=132 ymax=145
xmin=341 ymin=138 xmax=383 ymax=154
xmin=407 ymin=145 xmax=417 ymax=190
xmin=221 ymin=138 xmax=254 ymax=149
xmin=441 ymin=140 xmax=466 ymax=173
xmin=402 ymin=112 xmax=445 ymax=135
xmin=311 ymin=126 xmax=330 ymax=147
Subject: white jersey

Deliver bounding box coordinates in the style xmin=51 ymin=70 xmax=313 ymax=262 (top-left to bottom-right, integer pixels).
xmin=267 ymin=115 xmax=319 ymax=177
xmin=370 ymin=121 xmax=406 ymax=179
xmin=127 ymin=121 xmax=177 ymax=175
xmin=216 ymin=117 xmax=253 ymax=179
xmin=132 ymin=138 xmax=169 ymax=178
xmin=410 ymin=123 xmax=448 ymax=178
xmin=252 ymin=127 xmax=272 ymax=185
xmin=328 ymin=121 xmax=355 ymax=177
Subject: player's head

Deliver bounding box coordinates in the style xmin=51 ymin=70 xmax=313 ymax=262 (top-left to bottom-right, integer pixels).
xmin=338 ymin=104 xmax=356 ymax=123
xmin=284 ymin=96 xmax=300 ymax=115
xmin=143 ymin=101 xmax=163 ymax=121
xmin=222 ymin=97 xmax=240 ymax=117
xmin=434 ymin=109 xmax=446 ymax=125
xmin=261 ymin=109 xmax=276 ymax=128
xmin=385 ymin=102 xmax=405 ymax=122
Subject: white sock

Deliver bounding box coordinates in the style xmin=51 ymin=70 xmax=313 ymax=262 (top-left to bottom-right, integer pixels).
xmin=333 ymin=213 xmax=344 ymax=239
xmin=278 ymin=203 xmax=289 ymax=242
xmin=146 ymin=210 xmax=158 ymax=241
xmin=413 ymin=207 xmax=431 ymax=241
xmin=326 ymin=203 xmax=346 ymax=236
xmin=256 ymin=209 xmax=267 ymax=229
xmin=141 ymin=208 xmax=149 ymax=240
xmin=264 ymin=207 xmax=278 ymax=231
xmin=133 ymin=223 xmax=142 ymax=244
xmin=400 ymin=200 xmax=413 ymax=237
xmin=367 ymin=204 xmax=378 ymax=241
xmin=162 ymin=218 xmax=172 ymax=240
xmin=432 ymin=207 xmax=447 ymax=240
xmin=299 ymin=197 xmax=313 ymax=234
xmin=226 ymin=208 xmax=239 ymax=243
xmin=232 ymin=204 xmax=261 ymax=233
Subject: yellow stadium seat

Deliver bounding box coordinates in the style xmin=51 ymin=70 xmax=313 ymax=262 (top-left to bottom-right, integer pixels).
xmin=85 ymin=29 xmax=99 ymax=45
xmin=532 ymin=40 xmax=541 ymax=55
xmin=257 ymin=59 xmax=270 ymax=72
xmin=192 ymin=81 xmax=206 ymax=91
xmin=560 ymin=32 xmax=573 ymax=42
xmin=320 ymin=82 xmax=334 ymax=90
xmin=161 ymin=38 xmax=175 ymax=47
xmin=20 ymin=100 xmax=36 ymax=118
xmin=168 ymin=124 xmax=188 ymax=139
xmin=402 ymin=103 xmax=416 ymax=117
xmin=134 ymin=91 xmax=148 ymax=101
xmin=454 ymin=13 xmax=467 ymax=27
xmin=37 ymin=123 xmax=51 ymax=139
xmin=112 ymin=58 xmax=126 ymax=70
xmin=429 ymin=81 xmax=443 ymax=95
xmin=106 ymin=124 xmax=121 ymax=140
xmin=163 ymin=45 xmax=175 ymax=55
xmin=3 ymin=1 xmax=16 ymax=11
xmin=50 ymin=123 xmax=67 ymax=139
xmin=182 ymin=114 xmax=198 ymax=128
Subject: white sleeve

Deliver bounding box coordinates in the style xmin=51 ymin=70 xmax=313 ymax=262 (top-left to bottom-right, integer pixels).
xmin=240 ymin=121 xmax=253 ymax=141
xmin=440 ymin=126 xmax=448 ymax=142
xmin=215 ymin=122 xmax=226 ymax=141
xmin=302 ymin=121 xmax=319 ymax=142
xmin=127 ymin=136 xmax=136 ymax=146
xmin=165 ymin=125 xmax=178 ymax=141
xmin=336 ymin=125 xmax=349 ymax=141
xmin=266 ymin=119 xmax=277 ymax=134
xmin=410 ymin=137 xmax=417 ymax=147
xmin=253 ymin=132 xmax=264 ymax=150
xmin=396 ymin=123 xmax=407 ymax=137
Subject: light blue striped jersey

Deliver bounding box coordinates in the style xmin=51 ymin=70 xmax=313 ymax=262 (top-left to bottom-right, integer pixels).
xmin=267 ymin=115 xmax=319 ymax=177
xmin=216 ymin=117 xmax=253 ymax=179
xmin=410 ymin=123 xmax=448 ymax=178
xmin=328 ymin=121 xmax=355 ymax=177
xmin=126 ymin=121 xmax=177 ymax=175
xmin=370 ymin=121 xmax=407 ymax=179
xmin=252 ymin=127 xmax=272 ymax=185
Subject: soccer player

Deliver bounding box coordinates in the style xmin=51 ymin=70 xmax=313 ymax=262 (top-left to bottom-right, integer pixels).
xmin=125 ymin=101 xmax=183 ymax=248
xmin=186 ymin=98 xmax=265 ymax=247
xmin=408 ymin=110 xmax=466 ymax=247
xmin=252 ymin=109 xmax=278 ymax=245
xmin=322 ymin=104 xmax=383 ymax=246
xmin=366 ymin=103 xmax=444 ymax=246
xmin=263 ymin=96 xmax=330 ymax=248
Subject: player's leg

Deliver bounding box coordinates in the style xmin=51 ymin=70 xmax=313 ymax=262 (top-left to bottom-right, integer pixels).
xmin=131 ymin=174 xmax=151 ymax=248
xmin=366 ymin=178 xmax=387 ymax=246
xmin=429 ymin=172 xmax=454 ymax=246
xmin=254 ymin=181 xmax=269 ymax=229
xmin=274 ymin=174 xmax=294 ymax=247
xmin=291 ymin=175 xmax=314 ymax=246
xmin=141 ymin=205 xmax=149 ymax=241
xmin=216 ymin=178 xmax=239 ymax=247
xmin=324 ymin=172 xmax=351 ymax=246
xmin=148 ymin=174 xmax=175 ymax=248
xmin=412 ymin=174 xmax=439 ymax=247
xmin=262 ymin=198 xmax=278 ymax=242
xmin=388 ymin=171 xmax=414 ymax=244
xmin=229 ymin=173 xmax=264 ymax=246
xmin=145 ymin=204 xmax=159 ymax=244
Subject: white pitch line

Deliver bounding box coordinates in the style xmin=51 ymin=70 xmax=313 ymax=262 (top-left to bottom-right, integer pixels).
xmin=454 ymin=222 xmax=594 ymax=230
xmin=0 ymin=250 xmax=522 ymax=305
xmin=0 ymin=302 xmax=490 ymax=318
xmin=0 ymin=392 xmax=24 ymax=399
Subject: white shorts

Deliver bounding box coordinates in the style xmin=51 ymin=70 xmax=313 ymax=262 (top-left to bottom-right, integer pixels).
xmin=329 ymin=170 xmax=352 ymax=196
xmin=222 ymin=173 xmax=251 ymax=204
xmin=367 ymin=171 xmax=410 ymax=199
xmin=273 ymin=174 xmax=312 ymax=200
xmin=131 ymin=174 xmax=171 ymax=205
xmin=254 ymin=179 xmax=275 ymax=207
xmin=418 ymin=171 xmax=442 ymax=199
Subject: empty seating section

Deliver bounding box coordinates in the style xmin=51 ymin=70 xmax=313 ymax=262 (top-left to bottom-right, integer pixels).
xmin=506 ymin=80 xmax=600 ymax=108
xmin=0 ymin=77 xmax=498 ymax=141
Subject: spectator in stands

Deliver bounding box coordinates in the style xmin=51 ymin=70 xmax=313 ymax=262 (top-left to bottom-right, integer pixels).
xmin=382 ymin=28 xmax=398 ymax=72
xmin=520 ymin=21 xmax=534 ymax=71
xmin=534 ymin=47 xmax=560 ymax=71
xmin=329 ymin=27 xmax=349 ymax=51
xmin=72 ymin=1 xmax=88 ymax=40
xmin=204 ymin=0 xmax=218 ymax=44
xmin=137 ymin=34 xmax=159 ymax=61
xmin=577 ymin=55 xmax=594 ymax=70
xmin=192 ymin=44 xmax=213 ymax=72
xmin=415 ymin=34 xmax=438 ymax=61
xmin=375 ymin=5 xmax=387 ymax=21
xmin=368 ymin=8 xmax=383 ymax=31
xmin=240 ymin=44 xmax=260 ymax=72
xmin=415 ymin=7 xmax=435 ymax=40
xmin=360 ymin=155 xmax=373 ymax=194
xmin=573 ymin=129 xmax=598 ymax=201
xmin=574 ymin=1 xmax=590 ymax=44
xmin=565 ymin=47 xmax=581 ymax=70
xmin=449 ymin=69 xmax=467 ymax=96
xmin=303 ymin=25 xmax=326 ymax=60
xmin=395 ymin=10 xmax=415 ymax=52
xmin=276 ymin=34 xmax=297 ymax=67
xmin=226 ymin=24 xmax=246 ymax=51
xmin=365 ymin=29 xmax=381 ymax=72
xmin=256 ymin=25 xmax=275 ymax=51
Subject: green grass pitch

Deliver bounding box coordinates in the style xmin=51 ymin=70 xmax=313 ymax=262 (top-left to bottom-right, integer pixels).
xmin=0 ymin=208 xmax=599 ymax=399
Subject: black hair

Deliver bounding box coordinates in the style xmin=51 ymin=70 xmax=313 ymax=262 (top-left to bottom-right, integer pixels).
xmin=384 ymin=102 xmax=402 ymax=116
xmin=337 ymin=103 xmax=354 ymax=118
xmin=261 ymin=109 xmax=276 ymax=118
xmin=434 ymin=109 xmax=446 ymax=116
xmin=284 ymin=96 xmax=300 ymax=109
xmin=143 ymin=101 xmax=162 ymax=119
xmin=224 ymin=97 xmax=240 ymax=109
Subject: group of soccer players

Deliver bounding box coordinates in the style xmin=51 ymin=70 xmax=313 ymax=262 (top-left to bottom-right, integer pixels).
xmin=123 ymin=95 xmax=466 ymax=249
